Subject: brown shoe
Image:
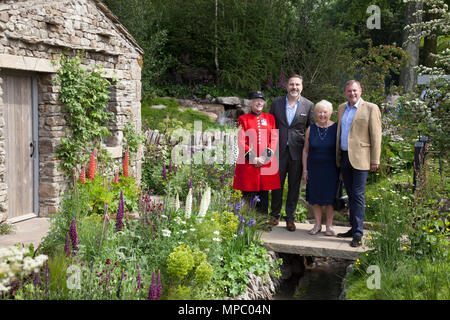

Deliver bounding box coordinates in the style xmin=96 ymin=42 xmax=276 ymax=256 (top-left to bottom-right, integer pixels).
xmin=268 ymin=218 xmax=279 ymax=227
xmin=286 ymin=221 xmax=296 ymax=232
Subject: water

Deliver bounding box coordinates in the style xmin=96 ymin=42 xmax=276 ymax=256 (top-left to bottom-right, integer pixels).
xmin=274 ymin=258 xmax=351 ymax=300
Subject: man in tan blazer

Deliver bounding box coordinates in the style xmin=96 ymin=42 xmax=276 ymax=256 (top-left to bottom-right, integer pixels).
xmin=336 ymin=80 xmax=382 ymax=247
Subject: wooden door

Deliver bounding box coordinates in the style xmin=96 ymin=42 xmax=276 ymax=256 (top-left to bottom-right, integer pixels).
xmin=2 ymin=74 xmax=36 ymax=220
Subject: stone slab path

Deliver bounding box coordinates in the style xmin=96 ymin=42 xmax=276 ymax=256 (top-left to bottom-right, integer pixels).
xmin=261 ymin=222 xmax=370 ymax=260
xmin=0 ymin=217 xmax=50 ymax=249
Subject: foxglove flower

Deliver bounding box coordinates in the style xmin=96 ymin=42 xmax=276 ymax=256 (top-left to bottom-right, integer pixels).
xmin=123 ymin=147 xmax=129 ymax=177
xmin=87 ymin=151 xmax=97 ymax=181
xmin=69 ymin=218 xmax=79 ymax=252
xmin=185 ymin=188 xmax=193 ymax=219
xmin=79 ymin=165 xmax=86 ymax=184
xmin=116 ymin=191 xmax=124 ymax=232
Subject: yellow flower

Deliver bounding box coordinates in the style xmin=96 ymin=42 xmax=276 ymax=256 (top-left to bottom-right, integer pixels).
xmin=429 ymin=229 xmax=433 ymax=233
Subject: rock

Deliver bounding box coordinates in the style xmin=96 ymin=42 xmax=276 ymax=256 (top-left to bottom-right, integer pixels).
xmin=176 ymin=99 xmax=198 ymax=108
xmin=203 ymin=112 xmax=218 ymax=122
xmin=151 ymin=104 xmax=167 ymax=109
xmin=213 ymin=96 xmax=243 ymax=105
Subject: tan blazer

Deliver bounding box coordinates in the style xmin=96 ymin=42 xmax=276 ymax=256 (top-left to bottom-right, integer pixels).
xmin=336 ymin=99 xmax=382 ymax=170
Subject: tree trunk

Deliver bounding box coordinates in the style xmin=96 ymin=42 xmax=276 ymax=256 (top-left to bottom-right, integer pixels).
xmin=399 ymin=1 xmax=423 ymax=92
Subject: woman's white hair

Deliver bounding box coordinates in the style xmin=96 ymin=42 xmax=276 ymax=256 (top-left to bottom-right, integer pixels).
xmin=314 ymin=100 xmax=333 ymax=113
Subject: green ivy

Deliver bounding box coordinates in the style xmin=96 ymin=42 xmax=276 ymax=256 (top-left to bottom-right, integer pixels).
xmin=53 ymin=53 xmax=115 ymax=175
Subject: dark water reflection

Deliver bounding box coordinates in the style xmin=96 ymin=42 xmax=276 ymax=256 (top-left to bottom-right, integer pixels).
xmin=274 ymin=258 xmax=351 ymax=300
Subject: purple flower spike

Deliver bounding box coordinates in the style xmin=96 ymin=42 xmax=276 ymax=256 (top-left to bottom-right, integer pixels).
xmin=69 ymin=218 xmax=79 ymax=253
xmin=162 ymin=165 xmax=167 ymax=180
xmin=136 ymin=264 xmax=141 ymax=292
xmin=64 ymin=233 xmax=71 ymax=256
xmin=148 ymin=270 xmax=156 ymax=300
xmin=188 ymin=177 xmax=193 ymax=191
xmin=156 ymin=270 xmax=162 ymax=300
xmin=116 ymin=191 xmax=124 ymax=232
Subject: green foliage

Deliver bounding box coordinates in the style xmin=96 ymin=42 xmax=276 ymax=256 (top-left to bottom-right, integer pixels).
xmin=53 ymin=53 xmax=114 ymax=175
xmin=211 ymin=211 xmax=239 ymax=242
xmin=122 ymin=119 xmax=144 ymax=159
xmin=141 ymin=97 xmax=218 ymax=133
xmin=0 ymin=222 xmax=15 ymax=235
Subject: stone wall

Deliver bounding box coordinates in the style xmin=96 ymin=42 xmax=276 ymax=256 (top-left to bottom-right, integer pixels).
xmin=0 ymin=0 xmax=143 ymax=217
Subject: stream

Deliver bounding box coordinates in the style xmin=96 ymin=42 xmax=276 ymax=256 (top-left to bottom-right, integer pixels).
xmin=274 ymin=257 xmax=352 ymax=300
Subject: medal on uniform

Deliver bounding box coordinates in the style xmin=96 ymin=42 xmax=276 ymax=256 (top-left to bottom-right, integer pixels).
xmin=260 ymin=118 xmax=267 ymax=126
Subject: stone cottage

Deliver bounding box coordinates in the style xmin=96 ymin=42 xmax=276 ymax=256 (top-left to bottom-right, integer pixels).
xmin=0 ymin=0 xmax=143 ymax=222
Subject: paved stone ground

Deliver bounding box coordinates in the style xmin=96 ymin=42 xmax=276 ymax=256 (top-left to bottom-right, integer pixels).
xmin=0 ymin=218 xmax=50 ymax=249
xmin=261 ymin=222 xmax=370 ymax=260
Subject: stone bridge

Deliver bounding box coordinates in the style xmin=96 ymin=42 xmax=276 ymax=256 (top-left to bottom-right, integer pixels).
xmin=261 ymin=222 xmax=370 ymax=261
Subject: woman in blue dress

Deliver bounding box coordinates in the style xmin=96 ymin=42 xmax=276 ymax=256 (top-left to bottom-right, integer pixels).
xmin=302 ymin=100 xmax=339 ymax=235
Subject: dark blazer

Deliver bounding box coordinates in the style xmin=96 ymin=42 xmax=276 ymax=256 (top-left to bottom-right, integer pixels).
xmin=269 ymin=95 xmax=315 ymax=160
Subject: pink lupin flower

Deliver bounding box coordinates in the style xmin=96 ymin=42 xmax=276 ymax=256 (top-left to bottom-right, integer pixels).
xmin=79 ymin=165 xmax=86 ymax=184
xmin=123 ymin=147 xmax=129 ymax=177
xmin=113 ymin=170 xmax=119 ymax=184
xmin=87 ymin=150 xmax=97 ymax=181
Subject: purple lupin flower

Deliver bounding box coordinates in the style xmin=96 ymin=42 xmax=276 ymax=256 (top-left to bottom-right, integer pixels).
xmin=116 ymin=191 xmax=124 ymax=232
xmin=44 ymin=260 xmax=49 ymax=299
xmin=156 ymin=270 xmax=162 ymax=300
xmin=33 ymin=272 xmax=39 ymax=299
xmin=136 ymin=264 xmax=141 ymax=292
xmin=278 ymin=71 xmax=285 ymax=88
xmin=162 ymin=165 xmax=167 ymax=180
xmin=117 ymin=268 xmax=125 ymax=299
xmin=267 ymin=76 xmax=273 ymax=89
xmin=148 ymin=270 xmax=156 ymax=300
xmin=64 ymin=233 xmax=71 ymax=256
xmin=69 ymin=218 xmax=79 ymax=253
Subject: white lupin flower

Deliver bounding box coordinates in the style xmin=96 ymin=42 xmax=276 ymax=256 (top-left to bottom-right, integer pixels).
xmin=175 ymin=193 xmax=180 ymax=210
xmin=185 ymin=188 xmax=193 ymax=218
xmin=198 ymin=186 xmax=211 ymax=218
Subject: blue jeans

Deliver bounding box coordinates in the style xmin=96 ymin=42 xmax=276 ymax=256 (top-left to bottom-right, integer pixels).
xmin=340 ymin=151 xmax=368 ymax=237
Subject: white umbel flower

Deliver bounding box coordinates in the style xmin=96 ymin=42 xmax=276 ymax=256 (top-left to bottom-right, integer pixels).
xmin=185 ymin=188 xmax=193 ymax=218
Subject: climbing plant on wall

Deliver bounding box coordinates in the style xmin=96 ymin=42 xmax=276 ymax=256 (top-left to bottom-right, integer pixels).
xmin=53 ymin=53 xmax=115 ymax=176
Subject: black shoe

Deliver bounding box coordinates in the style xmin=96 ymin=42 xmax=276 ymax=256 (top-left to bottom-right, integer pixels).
xmin=350 ymin=236 xmax=362 ymax=247
xmin=337 ymin=229 xmax=353 ymax=238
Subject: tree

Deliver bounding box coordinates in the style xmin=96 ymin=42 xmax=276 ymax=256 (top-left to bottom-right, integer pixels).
xmin=393 ymin=0 xmax=449 ymax=157
xmin=399 ymin=1 xmax=423 ymax=92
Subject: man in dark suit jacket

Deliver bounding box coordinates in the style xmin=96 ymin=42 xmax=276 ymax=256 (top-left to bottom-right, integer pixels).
xmin=268 ymin=74 xmax=314 ymax=231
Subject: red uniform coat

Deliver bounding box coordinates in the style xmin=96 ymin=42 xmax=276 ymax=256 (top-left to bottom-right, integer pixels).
xmin=233 ymin=112 xmax=280 ymax=191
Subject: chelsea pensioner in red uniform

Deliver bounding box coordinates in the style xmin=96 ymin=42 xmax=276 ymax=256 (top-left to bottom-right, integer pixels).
xmin=233 ymin=91 xmax=280 ymax=214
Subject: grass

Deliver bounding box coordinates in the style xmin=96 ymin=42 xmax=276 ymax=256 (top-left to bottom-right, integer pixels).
xmin=344 ymin=156 xmax=449 ymax=300
xmin=0 ymin=222 xmax=16 ymax=235
xmin=141 ymin=97 xmax=220 ymax=132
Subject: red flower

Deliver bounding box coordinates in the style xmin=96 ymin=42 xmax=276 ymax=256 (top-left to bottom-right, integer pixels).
xmin=87 ymin=150 xmax=97 ymax=181
xmin=123 ymin=147 xmax=129 ymax=177
xmin=113 ymin=170 xmax=119 ymax=184
xmin=79 ymin=165 xmax=86 ymax=184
